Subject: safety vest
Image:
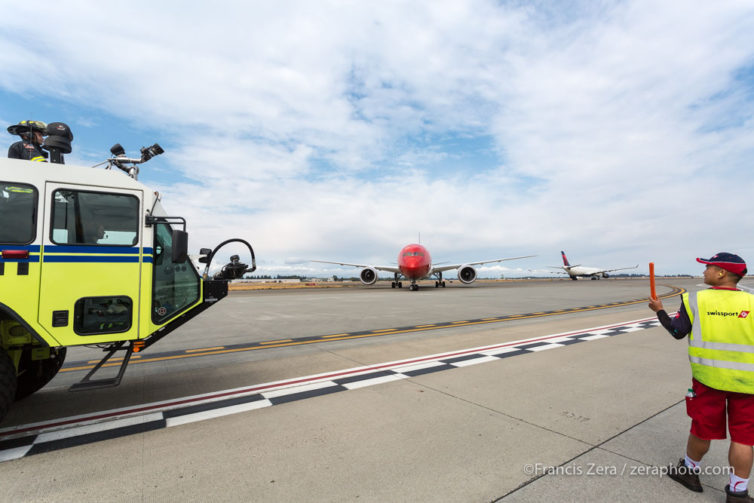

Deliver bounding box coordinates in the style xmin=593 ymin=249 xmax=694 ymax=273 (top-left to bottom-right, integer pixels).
xmin=684 ymin=289 xmax=754 ymax=394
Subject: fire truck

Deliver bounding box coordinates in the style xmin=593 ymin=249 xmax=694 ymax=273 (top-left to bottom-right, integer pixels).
xmin=0 ymin=139 xmax=254 ymax=422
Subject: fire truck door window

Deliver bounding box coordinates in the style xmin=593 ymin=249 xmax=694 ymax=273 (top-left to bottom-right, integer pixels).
xmin=152 ymin=222 xmax=200 ymax=324
xmin=0 ymin=182 xmax=37 ymax=244
xmin=51 ymin=190 xmax=139 ymax=246
xmin=74 ymin=296 xmax=133 ymax=335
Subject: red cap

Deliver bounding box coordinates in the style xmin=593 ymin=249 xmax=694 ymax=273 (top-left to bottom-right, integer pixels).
xmin=697 ymin=252 xmax=747 ymax=276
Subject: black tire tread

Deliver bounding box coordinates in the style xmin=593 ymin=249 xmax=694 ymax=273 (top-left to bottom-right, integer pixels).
xmin=0 ymin=348 xmax=18 ymax=423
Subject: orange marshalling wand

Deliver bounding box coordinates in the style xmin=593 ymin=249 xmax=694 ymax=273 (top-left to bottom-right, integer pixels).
xmin=649 ymin=262 xmax=657 ymax=300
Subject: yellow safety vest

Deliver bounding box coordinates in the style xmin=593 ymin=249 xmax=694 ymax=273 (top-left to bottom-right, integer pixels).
xmin=683 ymin=289 xmax=754 ymax=394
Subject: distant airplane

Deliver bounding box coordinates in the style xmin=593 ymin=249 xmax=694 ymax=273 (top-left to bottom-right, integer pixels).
xmin=312 ymin=243 xmax=535 ymax=291
xmin=551 ymin=250 xmax=638 ymax=280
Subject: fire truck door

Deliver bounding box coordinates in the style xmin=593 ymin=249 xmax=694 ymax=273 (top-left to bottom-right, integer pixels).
xmin=38 ymin=183 xmax=143 ymax=346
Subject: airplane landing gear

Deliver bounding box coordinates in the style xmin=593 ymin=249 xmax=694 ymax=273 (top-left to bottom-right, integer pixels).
xmin=409 ymin=283 xmax=419 ymax=291
xmin=434 ymin=273 xmax=446 ymax=288
xmin=393 ymin=275 xmax=403 ymax=289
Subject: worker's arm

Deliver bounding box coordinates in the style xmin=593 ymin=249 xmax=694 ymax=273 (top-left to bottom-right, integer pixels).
xmin=649 ymin=297 xmax=690 ymax=340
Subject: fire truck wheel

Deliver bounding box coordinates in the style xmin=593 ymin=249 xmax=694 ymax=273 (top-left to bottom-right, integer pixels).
xmin=14 ymin=347 xmax=67 ymax=401
xmin=0 ymin=348 xmax=17 ymax=422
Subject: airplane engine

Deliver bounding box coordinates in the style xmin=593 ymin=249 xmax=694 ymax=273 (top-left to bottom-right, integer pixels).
xmin=602 ymin=272 xmax=609 ymax=278
xmin=457 ymin=265 xmax=477 ymax=284
xmin=360 ymin=267 xmax=378 ymax=285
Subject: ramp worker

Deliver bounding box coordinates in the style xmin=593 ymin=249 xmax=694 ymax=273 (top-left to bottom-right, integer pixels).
xmin=7 ymin=120 xmax=48 ymax=161
xmin=649 ymin=252 xmax=754 ymax=502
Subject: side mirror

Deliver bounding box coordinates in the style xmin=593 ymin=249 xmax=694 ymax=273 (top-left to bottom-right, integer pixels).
xmin=197 ymin=247 xmax=212 ymax=264
xmin=171 ymin=230 xmax=188 ymax=263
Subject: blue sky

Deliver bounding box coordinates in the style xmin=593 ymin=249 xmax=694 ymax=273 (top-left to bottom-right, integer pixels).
xmin=2 ymin=1 xmax=754 ymax=278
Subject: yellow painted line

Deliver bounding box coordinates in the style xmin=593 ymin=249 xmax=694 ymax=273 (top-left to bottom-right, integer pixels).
xmin=416 ymin=324 xmax=437 ymax=328
xmin=260 ymin=339 xmax=293 ymax=345
xmin=482 ymin=318 xmax=499 ymax=321
xmin=451 ymin=320 xmax=469 ymax=324
xmin=62 ymin=287 xmax=686 ymax=374
xmin=186 ymin=346 xmax=224 ymax=353
xmin=86 ymin=355 xmax=141 ymax=364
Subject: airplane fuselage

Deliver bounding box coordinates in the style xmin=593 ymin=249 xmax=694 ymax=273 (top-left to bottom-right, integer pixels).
xmin=398 ymin=243 xmax=432 ymax=280
xmin=565 ymin=266 xmax=604 ymax=278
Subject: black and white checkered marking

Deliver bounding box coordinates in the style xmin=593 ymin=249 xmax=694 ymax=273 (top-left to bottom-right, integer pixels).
xmin=0 ymin=317 xmax=661 ymax=462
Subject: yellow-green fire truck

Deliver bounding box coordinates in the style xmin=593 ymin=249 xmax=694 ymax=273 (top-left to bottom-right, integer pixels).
xmin=0 ymin=154 xmax=254 ymax=422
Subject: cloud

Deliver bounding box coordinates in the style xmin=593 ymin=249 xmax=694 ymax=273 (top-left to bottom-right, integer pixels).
xmin=1 ymin=1 xmax=753 ymax=276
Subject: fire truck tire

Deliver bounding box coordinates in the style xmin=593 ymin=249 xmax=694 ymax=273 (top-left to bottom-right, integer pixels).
xmin=0 ymin=348 xmax=17 ymax=422
xmin=14 ymin=347 xmax=67 ymax=401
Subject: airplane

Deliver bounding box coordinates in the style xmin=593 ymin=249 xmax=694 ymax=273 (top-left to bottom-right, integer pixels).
xmin=312 ymin=243 xmax=535 ymax=291
xmin=551 ymin=250 xmax=638 ymax=280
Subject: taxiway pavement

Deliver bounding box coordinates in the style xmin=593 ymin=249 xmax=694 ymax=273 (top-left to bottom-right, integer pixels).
xmin=0 ymin=278 xmax=744 ymax=502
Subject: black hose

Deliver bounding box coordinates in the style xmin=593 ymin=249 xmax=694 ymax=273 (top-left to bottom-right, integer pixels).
xmin=202 ymin=238 xmax=256 ymax=279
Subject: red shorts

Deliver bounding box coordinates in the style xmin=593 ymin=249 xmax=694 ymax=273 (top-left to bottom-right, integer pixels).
xmin=687 ymin=379 xmax=754 ymax=445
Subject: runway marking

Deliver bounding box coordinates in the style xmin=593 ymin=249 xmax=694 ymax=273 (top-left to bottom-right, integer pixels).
xmin=59 ymin=286 xmax=685 ymax=374
xmin=0 ymin=316 xmax=663 ymax=462
xmin=186 ymin=346 xmax=224 ymax=353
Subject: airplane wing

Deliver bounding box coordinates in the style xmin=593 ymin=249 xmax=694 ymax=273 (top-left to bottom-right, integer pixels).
xmin=310 ymin=260 xmax=401 ymax=274
xmin=596 ymin=265 xmax=639 ymax=274
xmin=432 ymin=255 xmax=536 ymax=273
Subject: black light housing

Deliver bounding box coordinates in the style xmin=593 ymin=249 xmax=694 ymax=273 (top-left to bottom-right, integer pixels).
xmin=42 ymin=122 xmax=73 ymax=164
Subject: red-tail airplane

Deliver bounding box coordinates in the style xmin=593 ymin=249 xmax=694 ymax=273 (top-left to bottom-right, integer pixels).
xmin=312 ymin=243 xmax=535 ymax=291
xmin=550 ymin=250 xmax=638 ymax=280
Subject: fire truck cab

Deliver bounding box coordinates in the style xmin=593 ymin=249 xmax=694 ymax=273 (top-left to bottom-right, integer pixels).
xmin=0 ymin=157 xmax=248 ymax=422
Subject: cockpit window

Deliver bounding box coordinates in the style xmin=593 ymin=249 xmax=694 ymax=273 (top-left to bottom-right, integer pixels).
xmin=51 ymin=189 xmax=139 ymax=246
xmin=402 ymin=251 xmax=425 ymax=257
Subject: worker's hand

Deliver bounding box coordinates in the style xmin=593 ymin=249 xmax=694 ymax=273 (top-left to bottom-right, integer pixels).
xmin=648 ymin=297 xmax=664 ymax=312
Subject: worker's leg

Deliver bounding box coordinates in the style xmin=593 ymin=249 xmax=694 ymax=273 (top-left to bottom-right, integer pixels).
xmin=730 ymin=442 xmax=754 ymax=478
xmin=687 ymin=433 xmax=711 ymax=463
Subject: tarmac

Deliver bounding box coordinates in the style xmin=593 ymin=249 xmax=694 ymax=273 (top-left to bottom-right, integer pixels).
xmin=0 ymin=278 xmax=747 ymax=502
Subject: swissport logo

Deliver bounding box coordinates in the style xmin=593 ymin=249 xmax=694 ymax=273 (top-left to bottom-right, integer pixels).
xmin=706 ymin=310 xmax=750 ymax=318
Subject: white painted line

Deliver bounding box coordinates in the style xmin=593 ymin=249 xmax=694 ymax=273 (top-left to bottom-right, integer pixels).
xmin=527 ymin=343 xmax=565 ymax=352
xmin=342 ymin=374 xmax=407 ymax=390
xmin=545 ymin=336 xmax=579 ymax=344
xmin=479 ymin=347 xmax=522 ymax=357
xmin=166 ymin=400 xmax=272 ymax=427
xmin=393 ymin=361 xmax=447 ymax=373
xmin=0 ymin=445 xmax=32 ymax=462
xmin=35 ymin=413 xmax=164 ymax=443
xmin=580 ymin=334 xmax=610 ymax=341
xmin=262 ymin=380 xmax=339 ymax=399
xmin=449 ymin=355 xmax=500 ymax=367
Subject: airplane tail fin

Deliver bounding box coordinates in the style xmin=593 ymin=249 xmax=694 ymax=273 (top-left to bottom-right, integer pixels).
xmin=561 ymin=251 xmax=571 ymax=267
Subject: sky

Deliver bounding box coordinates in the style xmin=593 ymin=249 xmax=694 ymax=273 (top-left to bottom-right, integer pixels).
xmin=2 ymin=0 xmax=753 ymax=279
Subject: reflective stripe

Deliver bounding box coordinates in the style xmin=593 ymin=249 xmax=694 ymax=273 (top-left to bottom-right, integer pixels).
xmin=690 ymin=340 xmax=754 ymax=353
xmin=690 ymin=356 xmax=754 ymax=373
xmin=688 ymin=292 xmax=700 ymax=345
xmin=30 ymin=156 xmax=46 ymax=162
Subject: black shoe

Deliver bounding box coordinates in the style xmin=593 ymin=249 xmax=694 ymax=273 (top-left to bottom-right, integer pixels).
xmin=668 ymin=458 xmax=703 ymax=492
xmin=726 ymin=484 xmax=753 ymax=503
